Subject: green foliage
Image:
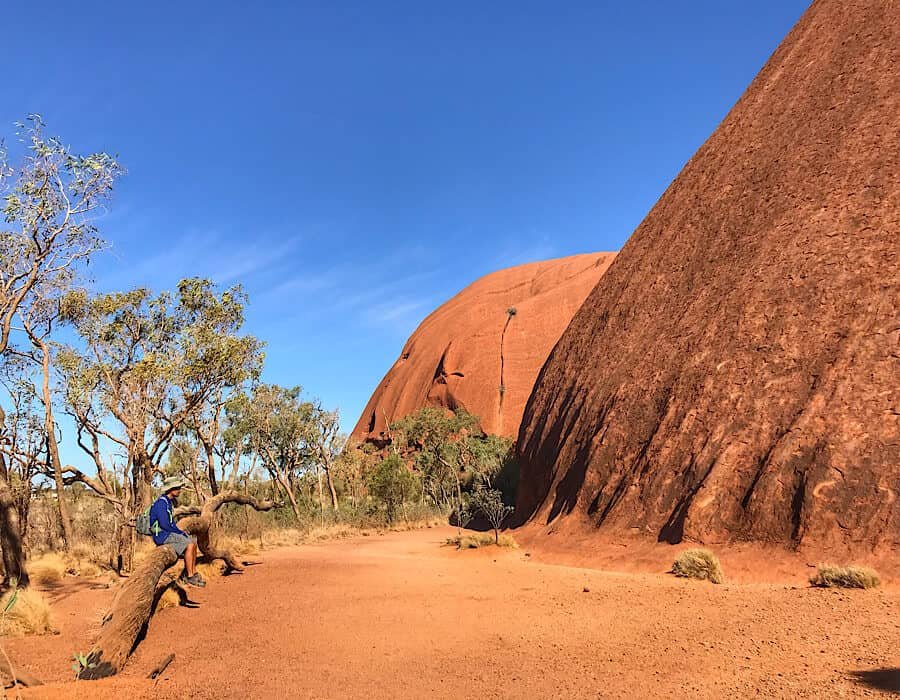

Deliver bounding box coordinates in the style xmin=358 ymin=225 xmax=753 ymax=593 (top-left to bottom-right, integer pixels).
xmin=471 ymin=487 xmax=514 ymax=543
xmin=390 ymin=407 xmax=516 ymax=512
xmin=58 ymin=280 xmax=263 ymax=464
xmin=71 ymin=652 xmax=97 ymax=676
xmin=367 ymin=454 xmax=420 ymax=523
xmin=810 ymin=565 xmax=880 ymax=590
xmin=0 ymin=114 xmax=123 ymax=353
xmin=671 ymin=548 xmax=724 ymax=584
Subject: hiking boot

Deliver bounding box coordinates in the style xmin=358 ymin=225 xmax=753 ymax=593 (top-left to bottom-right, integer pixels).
xmin=180 ymin=573 xmax=206 ymax=588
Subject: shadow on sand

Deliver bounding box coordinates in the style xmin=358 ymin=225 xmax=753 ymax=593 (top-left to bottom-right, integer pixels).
xmin=850 ymin=668 xmax=900 ymax=693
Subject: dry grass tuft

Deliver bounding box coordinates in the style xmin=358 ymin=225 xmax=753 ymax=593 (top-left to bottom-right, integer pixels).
xmin=810 ymin=564 xmax=880 ymax=590
xmin=672 ymin=548 xmax=724 ymax=584
xmin=155 ymin=560 xmax=225 ymax=613
xmin=28 ymin=553 xmax=67 ymax=585
xmin=446 ymin=533 xmax=517 ymax=549
xmin=0 ymin=588 xmax=55 ymax=637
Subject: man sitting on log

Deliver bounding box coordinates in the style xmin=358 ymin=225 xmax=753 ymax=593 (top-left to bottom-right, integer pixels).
xmin=149 ymin=477 xmax=206 ymax=587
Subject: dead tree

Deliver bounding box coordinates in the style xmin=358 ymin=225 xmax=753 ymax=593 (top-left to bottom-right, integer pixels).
xmin=77 ymin=546 xmax=178 ymax=679
xmin=175 ymin=490 xmax=278 ymax=572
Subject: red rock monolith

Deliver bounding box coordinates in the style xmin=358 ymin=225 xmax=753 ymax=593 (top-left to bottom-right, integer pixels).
xmin=516 ymin=0 xmax=899 ymax=554
xmin=353 ymin=253 xmax=615 ymax=443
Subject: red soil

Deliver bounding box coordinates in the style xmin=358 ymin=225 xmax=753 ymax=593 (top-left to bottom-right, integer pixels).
xmin=352 ymin=252 xmax=615 ymax=443
xmin=10 ymin=529 xmax=900 ymax=698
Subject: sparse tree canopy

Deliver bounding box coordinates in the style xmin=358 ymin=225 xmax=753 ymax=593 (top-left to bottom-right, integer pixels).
xmin=57 ymin=278 xmax=264 ymax=570
xmin=0 ymin=115 xmax=122 ymax=586
xmin=0 ymin=114 xmax=122 ymax=355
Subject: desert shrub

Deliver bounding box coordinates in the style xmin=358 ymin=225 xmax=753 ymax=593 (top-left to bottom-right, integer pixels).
xmin=0 ymin=588 xmax=55 ymax=637
xmin=367 ymin=454 xmax=421 ymax=523
xmin=28 ymin=553 xmax=67 ymax=585
xmin=671 ymin=548 xmax=724 ymax=584
xmin=471 ymin=487 xmax=514 ymax=544
xmin=446 ymin=533 xmax=517 ymax=549
xmin=810 ymin=564 xmax=880 ymax=589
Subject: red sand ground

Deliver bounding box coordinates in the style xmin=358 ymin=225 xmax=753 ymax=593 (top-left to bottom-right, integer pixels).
xmin=7 ymin=528 xmax=900 ymax=698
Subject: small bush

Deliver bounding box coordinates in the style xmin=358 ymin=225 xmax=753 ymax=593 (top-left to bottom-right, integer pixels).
xmin=671 ymin=548 xmax=724 ymax=584
xmin=0 ymin=588 xmax=55 ymax=637
xmin=446 ymin=533 xmax=517 ymax=549
xmin=810 ymin=564 xmax=880 ymax=589
xmin=29 ymin=553 xmax=67 ymax=585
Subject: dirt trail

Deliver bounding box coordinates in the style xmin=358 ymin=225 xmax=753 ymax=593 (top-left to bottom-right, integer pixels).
xmin=10 ymin=528 xmax=900 ymax=698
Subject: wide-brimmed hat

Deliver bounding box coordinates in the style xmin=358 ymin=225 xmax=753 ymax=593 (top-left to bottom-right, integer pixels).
xmin=161 ymin=476 xmax=185 ymax=494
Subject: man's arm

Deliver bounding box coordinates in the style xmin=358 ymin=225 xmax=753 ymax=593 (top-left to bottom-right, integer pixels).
xmin=150 ymin=497 xmax=187 ymax=537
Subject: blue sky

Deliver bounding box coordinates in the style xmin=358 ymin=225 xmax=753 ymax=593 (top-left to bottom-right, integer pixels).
xmin=3 ymin=1 xmax=809 ymax=433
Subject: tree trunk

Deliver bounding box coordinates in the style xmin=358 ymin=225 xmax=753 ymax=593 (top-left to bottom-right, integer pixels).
xmin=0 ymin=442 xmax=29 ymax=587
xmin=276 ymin=473 xmax=302 ymax=520
xmin=315 ymin=467 xmax=326 ymax=520
xmin=78 ymin=545 xmax=178 ymax=679
xmin=115 ymin=519 xmax=135 ymax=574
xmin=324 ymin=464 xmax=339 ymax=512
xmin=180 ymin=514 xmax=243 ymax=572
xmin=37 ymin=340 xmax=74 ymax=550
xmin=204 ymin=443 xmax=219 ymax=496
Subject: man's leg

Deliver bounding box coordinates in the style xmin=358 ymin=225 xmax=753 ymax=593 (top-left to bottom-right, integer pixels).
xmin=184 ymin=540 xmax=198 ymax=578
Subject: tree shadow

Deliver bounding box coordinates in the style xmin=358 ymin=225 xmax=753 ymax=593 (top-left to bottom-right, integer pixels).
xmin=850 ymin=668 xmax=900 ymax=693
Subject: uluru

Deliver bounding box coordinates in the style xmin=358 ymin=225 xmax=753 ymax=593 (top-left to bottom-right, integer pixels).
xmin=353 ymin=252 xmax=616 ymax=444
xmin=516 ymin=0 xmax=899 ymax=554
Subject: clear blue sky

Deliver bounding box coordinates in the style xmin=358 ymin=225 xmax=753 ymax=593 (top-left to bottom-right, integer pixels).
xmin=3 ymin=1 xmax=809 ymax=433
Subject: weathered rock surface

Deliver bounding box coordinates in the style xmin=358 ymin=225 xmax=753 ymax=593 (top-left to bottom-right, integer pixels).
xmin=353 ymin=253 xmax=616 ymax=443
xmin=516 ymin=0 xmax=899 ymax=553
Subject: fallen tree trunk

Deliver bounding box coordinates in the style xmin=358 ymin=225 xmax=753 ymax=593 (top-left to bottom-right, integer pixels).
xmin=78 ymin=546 xmax=177 ymax=680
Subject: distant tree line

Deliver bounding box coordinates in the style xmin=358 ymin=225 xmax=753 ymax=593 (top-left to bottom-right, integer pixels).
xmin=0 ymin=117 xmax=519 ymax=587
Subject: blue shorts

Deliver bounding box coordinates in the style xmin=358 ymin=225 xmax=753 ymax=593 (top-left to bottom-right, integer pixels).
xmin=163 ymin=533 xmax=194 ymax=557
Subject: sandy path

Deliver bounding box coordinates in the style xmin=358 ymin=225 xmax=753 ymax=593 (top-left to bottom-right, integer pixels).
xmin=11 ymin=527 xmax=900 ymax=698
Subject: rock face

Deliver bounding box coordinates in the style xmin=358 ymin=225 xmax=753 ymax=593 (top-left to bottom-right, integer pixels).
xmin=516 ymin=0 xmax=899 ymax=553
xmin=353 ymin=253 xmax=616 ymax=444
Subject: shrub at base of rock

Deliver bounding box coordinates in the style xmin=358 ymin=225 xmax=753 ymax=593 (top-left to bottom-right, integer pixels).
xmin=671 ymin=549 xmax=724 ymax=584
xmin=446 ymin=533 xmax=517 ymax=549
xmin=809 ymin=565 xmax=880 ymax=590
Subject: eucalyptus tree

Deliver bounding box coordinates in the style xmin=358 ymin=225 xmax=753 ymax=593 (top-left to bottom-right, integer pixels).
xmin=226 ymin=384 xmax=316 ymax=520
xmin=58 ymin=279 xmax=263 ymax=570
xmin=310 ymin=405 xmax=344 ymax=512
xmin=0 ymin=356 xmax=45 ymax=577
xmin=0 ymin=115 xmax=122 ymax=584
xmin=390 ymin=407 xmax=480 ymax=511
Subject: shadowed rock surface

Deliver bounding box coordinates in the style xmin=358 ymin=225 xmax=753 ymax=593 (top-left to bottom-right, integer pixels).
xmin=353 ymin=253 xmax=616 ymax=443
xmin=516 ymin=0 xmax=899 ymax=554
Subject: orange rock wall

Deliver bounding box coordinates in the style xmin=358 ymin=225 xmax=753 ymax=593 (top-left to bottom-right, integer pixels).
xmin=516 ymin=0 xmax=900 ymax=554
xmin=353 ymin=253 xmax=616 ymax=443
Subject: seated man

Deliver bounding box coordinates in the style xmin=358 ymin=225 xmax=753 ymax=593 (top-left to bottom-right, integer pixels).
xmin=149 ymin=477 xmax=206 ymax=587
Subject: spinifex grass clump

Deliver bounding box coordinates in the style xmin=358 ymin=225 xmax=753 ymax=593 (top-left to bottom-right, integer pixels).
xmin=28 ymin=553 xmax=67 ymax=585
xmin=810 ymin=564 xmax=880 ymax=589
xmin=671 ymin=548 xmax=724 ymax=584
xmin=0 ymin=588 xmax=55 ymax=637
xmin=446 ymin=533 xmax=517 ymax=549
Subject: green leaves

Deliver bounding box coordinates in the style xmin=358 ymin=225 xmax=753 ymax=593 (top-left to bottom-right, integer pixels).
xmin=0 ymin=115 xmax=123 ymax=354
